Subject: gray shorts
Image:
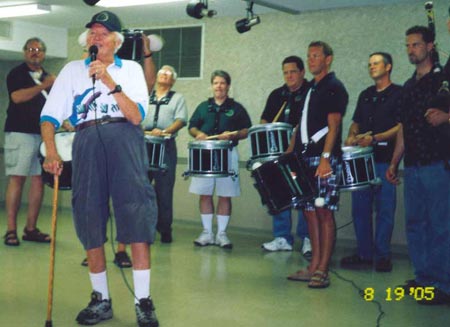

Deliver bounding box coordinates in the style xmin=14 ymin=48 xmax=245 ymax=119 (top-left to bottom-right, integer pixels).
xmin=71 ymin=122 xmax=158 ymax=250
xmin=4 ymin=132 xmax=42 ymax=176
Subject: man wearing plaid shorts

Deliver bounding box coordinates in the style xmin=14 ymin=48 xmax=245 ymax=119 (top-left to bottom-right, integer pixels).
xmin=287 ymin=41 xmax=348 ymax=288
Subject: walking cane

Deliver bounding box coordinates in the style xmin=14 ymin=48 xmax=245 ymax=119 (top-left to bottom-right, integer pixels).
xmin=45 ymin=175 xmax=59 ymax=327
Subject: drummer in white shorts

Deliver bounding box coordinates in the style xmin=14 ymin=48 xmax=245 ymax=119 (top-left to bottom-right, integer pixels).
xmin=188 ymin=70 xmax=252 ymax=249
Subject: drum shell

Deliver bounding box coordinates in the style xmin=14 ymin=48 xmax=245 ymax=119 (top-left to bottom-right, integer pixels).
xmin=248 ymin=122 xmax=292 ymax=164
xmin=186 ymin=140 xmax=233 ymax=177
xmin=340 ymin=146 xmax=378 ymax=191
xmin=145 ymin=135 xmax=167 ymax=171
xmin=252 ymin=152 xmax=316 ymax=214
xmin=39 ymin=132 xmax=74 ymax=190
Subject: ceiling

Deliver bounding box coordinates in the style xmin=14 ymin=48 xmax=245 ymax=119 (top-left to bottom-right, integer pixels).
xmin=0 ymin=0 xmax=420 ymax=30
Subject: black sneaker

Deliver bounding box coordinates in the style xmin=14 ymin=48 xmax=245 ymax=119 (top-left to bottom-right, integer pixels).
xmin=135 ymin=297 xmax=159 ymax=327
xmin=340 ymin=254 xmax=373 ymax=268
xmin=76 ymin=291 xmax=113 ymax=325
xmin=375 ymin=258 xmax=393 ymax=272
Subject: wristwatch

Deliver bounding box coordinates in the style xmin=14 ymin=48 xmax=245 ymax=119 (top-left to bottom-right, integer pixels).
xmin=321 ymin=152 xmax=331 ymax=159
xmin=108 ymin=84 xmax=122 ymax=95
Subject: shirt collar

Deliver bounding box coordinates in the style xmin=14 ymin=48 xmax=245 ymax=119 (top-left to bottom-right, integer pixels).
xmin=84 ymin=55 xmax=123 ymax=68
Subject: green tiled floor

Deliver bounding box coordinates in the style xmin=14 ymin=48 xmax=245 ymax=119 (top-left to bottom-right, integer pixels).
xmin=1 ymin=206 xmax=449 ymax=327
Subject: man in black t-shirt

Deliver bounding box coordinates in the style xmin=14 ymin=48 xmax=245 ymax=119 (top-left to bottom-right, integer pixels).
xmin=259 ymin=56 xmax=311 ymax=257
xmin=3 ymin=37 xmax=55 ymax=246
xmin=287 ymin=41 xmax=348 ymax=289
xmin=340 ymin=52 xmax=402 ymax=273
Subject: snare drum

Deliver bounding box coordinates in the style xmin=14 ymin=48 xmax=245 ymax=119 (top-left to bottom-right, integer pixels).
xmin=117 ymin=29 xmax=143 ymax=61
xmin=185 ymin=140 xmax=233 ymax=177
xmin=39 ymin=132 xmax=75 ymax=190
xmin=248 ymin=123 xmax=292 ymax=164
xmin=340 ymin=146 xmax=378 ymax=191
xmin=252 ymin=152 xmax=316 ymax=214
xmin=144 ymin=135 xmax=167 ymax=171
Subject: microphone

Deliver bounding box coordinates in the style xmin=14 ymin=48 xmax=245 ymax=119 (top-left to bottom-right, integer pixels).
xmin=89 ymin=45 xmax=98 ymax=84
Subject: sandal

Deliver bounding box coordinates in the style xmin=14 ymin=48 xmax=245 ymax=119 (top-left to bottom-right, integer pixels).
xmin=4 ymin=230 xmax=20 ymax=246
xmin=113 ymin=251 xmax=132 ymax=268
xmin=287 ymin=269 xmax=313 ymax=282
xmin=22 ymin=227 xmax=51 ymax=243
xmin=308 ymin=270 xmax=330 ymax=289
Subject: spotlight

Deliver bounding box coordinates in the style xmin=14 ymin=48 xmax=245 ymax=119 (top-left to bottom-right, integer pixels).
xmin=186 ymin=0 xmax=217 ymax=19
xmin=235 ymin=1 xmax=260 ymax=34
xmin=83 ymin=0 xmax=100 ymax=5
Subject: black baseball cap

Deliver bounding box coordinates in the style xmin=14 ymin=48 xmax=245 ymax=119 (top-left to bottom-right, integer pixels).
xmin=85 ymin=11 xmax=122 ymax=32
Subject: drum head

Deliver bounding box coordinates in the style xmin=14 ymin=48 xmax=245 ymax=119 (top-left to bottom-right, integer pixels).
xmin=40 ymin=132 xmax=75 ymax=162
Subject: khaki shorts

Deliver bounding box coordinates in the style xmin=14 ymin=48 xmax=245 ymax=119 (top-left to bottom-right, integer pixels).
xmin=4 ymin=132 xmax=42 ymax=176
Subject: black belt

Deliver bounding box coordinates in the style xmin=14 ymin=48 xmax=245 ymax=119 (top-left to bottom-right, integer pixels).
xmin=75 ymin=117 xmax=128 ymax=132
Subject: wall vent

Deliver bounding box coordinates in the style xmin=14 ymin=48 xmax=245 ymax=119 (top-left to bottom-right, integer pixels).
xmin=0 ymin=21 xmax=11 ymax=39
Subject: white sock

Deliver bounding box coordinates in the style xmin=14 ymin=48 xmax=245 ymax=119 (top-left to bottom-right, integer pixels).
xmin=217 ymin=215 xmax=230 ymax=233
xmin=89 ymin=271 xmax=109 ymax=300
xmin=133 ymin=269 xmax=151 ymax=304
xmin=201 ymin=214 xmax=213 ymax=233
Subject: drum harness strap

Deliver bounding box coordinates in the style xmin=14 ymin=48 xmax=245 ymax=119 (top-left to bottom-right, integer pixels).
xmin=29 ymin=70 xmax=49 ymax=100
xmin=299 ymin=87 xmax=329 ymax=154
xmin=207 ymin=98 xmax=238 ymax=176
xmin=149 ymin=90 xmax=175 ymax=130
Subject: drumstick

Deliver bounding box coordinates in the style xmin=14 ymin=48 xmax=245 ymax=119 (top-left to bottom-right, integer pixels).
xmin=272 ymin=101 xmax=287 ymax=123
xmin=144 ymin=131 xmax=172 ymax=137
xmin=205 ymin=131 xmax=238 ymax=140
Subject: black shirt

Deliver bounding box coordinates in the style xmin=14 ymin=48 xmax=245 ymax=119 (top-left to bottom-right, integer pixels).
xmin=260 ymin=81 xmax=310 ymax=126
xmin=400 ymin=67 xmax=450 ymax=166
xmin=352 ymin=84 xmax=403 ymax=163
xmin=295 ymin=72 xmax=348 ymax=157
xmin=4 ymin=62 xmax=49 ymax=134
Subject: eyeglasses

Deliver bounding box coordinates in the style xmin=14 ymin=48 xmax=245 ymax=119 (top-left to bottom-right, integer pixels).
xmin=158 ymin=69 xmax=173 ymax=76
xmin=26 ymin=47 xmax=44 ymax=53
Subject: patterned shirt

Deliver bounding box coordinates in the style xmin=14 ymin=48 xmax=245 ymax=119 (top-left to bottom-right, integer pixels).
xmin=40 ymin=56 xmax=148 ymax=129
xmin=399 ymin=67 xmax=449 ymax=166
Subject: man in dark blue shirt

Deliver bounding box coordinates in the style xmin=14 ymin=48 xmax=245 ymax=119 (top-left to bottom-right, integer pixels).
xmin=340 ymin=52 xmax=401 ymax=273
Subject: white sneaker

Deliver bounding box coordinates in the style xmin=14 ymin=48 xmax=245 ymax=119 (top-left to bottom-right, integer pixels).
xmin=302 ymin=237 xmax=312 ymax=260
xmin=215 ymin=231 xmax=233 ymax=249
xmin=194 ymin=230 xmax=214 ymax=246
xmin=261 ymin=237 xmax=293 ymax=252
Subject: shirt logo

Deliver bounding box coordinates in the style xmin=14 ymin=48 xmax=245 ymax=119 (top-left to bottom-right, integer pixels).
xmin=225 ymin=109 xmax=234 ymax=117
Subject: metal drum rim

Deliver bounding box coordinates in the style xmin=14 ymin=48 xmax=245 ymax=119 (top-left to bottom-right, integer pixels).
xmin=144 ymin=135 xmax=167 ymax=144
xmin=188 ymin=140 xmax=232 ymax=149
xmin=248 ymin=122 xmax=293 ymax=133
xmin=342 ymin=146 xmax=373 ymax=159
